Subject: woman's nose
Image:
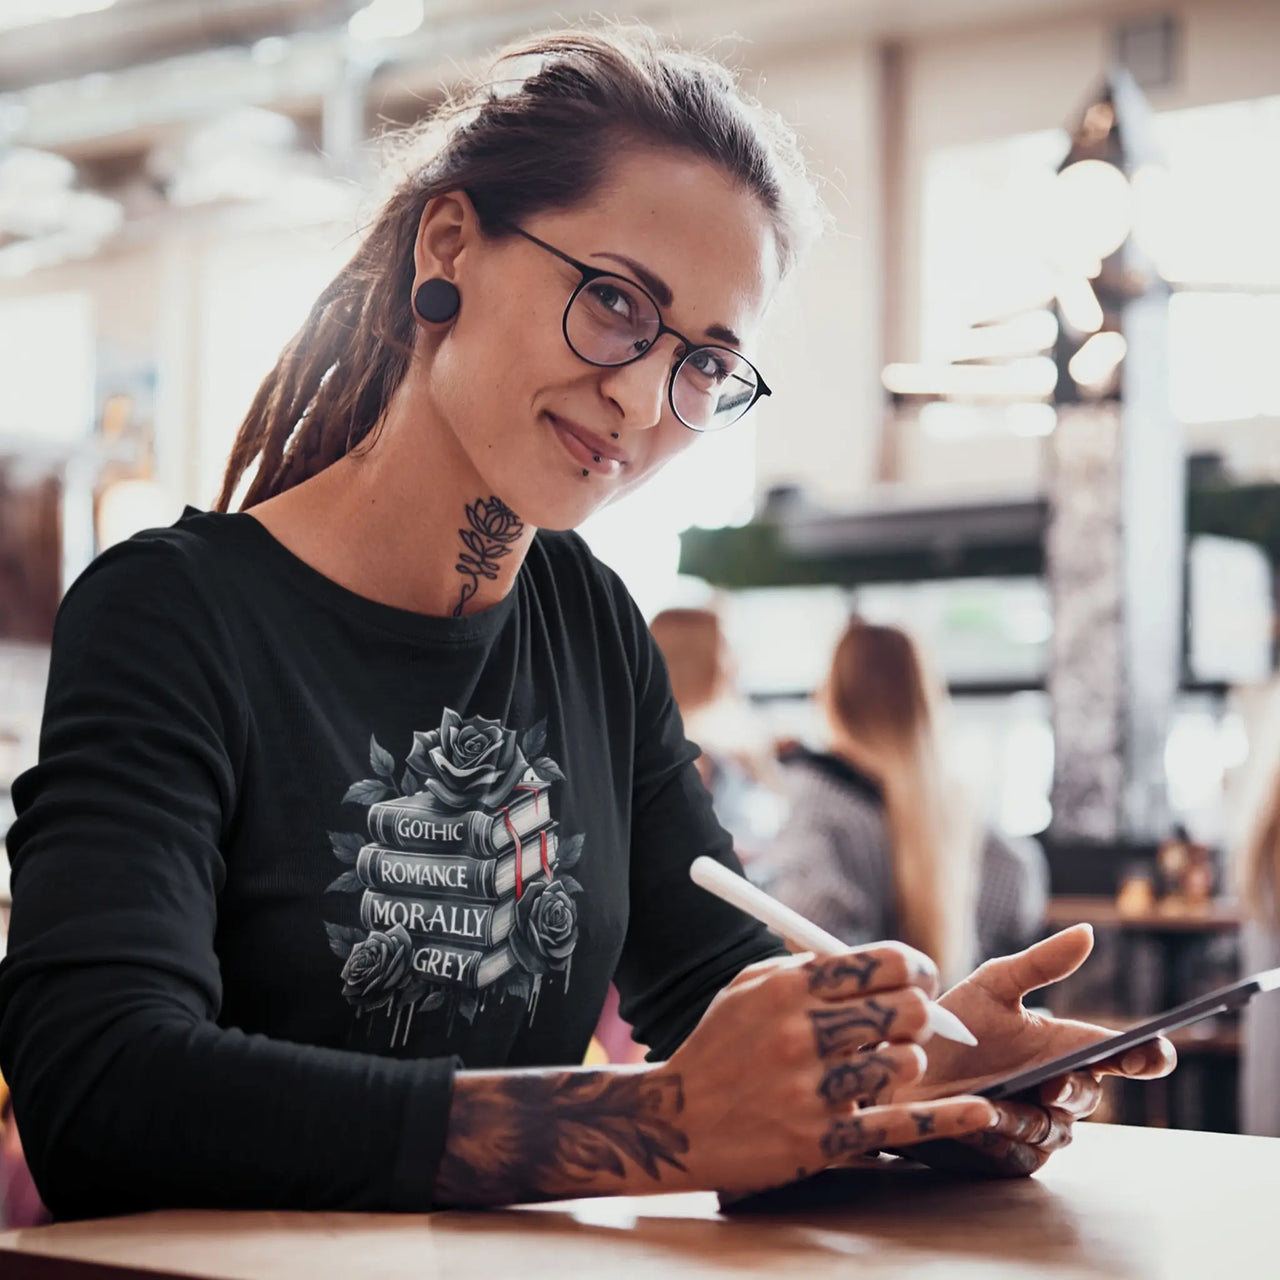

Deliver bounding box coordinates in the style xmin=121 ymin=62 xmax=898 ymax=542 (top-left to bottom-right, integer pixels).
xmin=596 ymin=343 xmax=674 ymax=430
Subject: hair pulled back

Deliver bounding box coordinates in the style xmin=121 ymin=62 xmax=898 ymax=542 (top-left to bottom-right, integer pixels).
xmin=215 ymin=25 xmax=822 ymax=512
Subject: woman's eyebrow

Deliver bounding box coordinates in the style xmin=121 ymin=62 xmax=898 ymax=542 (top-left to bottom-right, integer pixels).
xmin=592 ymin=251 xmax=742 ymax=348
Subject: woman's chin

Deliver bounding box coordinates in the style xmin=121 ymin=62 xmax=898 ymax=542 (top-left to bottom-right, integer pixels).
xmin=503 ymin=480 xmax=610 ymax=533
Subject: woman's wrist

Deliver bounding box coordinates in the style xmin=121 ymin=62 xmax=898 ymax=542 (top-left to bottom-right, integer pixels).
xmin=432 ymin=1062 xmax=697 ymax=1207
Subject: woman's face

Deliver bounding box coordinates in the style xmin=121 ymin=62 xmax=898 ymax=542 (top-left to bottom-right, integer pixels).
xmin=413 ymin=146 xmax=780 ymax=530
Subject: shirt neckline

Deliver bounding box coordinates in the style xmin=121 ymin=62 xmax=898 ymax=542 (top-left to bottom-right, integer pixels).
xmin=182 ymin=505 xmax=521 ymax=645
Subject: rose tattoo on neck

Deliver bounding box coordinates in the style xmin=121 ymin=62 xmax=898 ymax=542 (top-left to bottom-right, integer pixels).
xmin=454 ymin=497 xmax=524 ymax=617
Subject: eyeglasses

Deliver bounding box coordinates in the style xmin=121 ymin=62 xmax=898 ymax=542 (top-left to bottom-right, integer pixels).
xmin=508 ymin=226 xmax=771 ymax=432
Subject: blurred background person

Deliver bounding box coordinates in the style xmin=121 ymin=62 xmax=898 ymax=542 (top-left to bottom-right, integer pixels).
xmin=648 ymin=607 xmax=787 ymax=864
xmin=756 ymin=618 xmax=1047 ymax=985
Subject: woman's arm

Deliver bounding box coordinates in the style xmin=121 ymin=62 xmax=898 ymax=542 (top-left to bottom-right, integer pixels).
xmin=0 ymin=540 xmax=455 ymax=1218
xmin=434 ymin=947 xmax=999 ymax=1206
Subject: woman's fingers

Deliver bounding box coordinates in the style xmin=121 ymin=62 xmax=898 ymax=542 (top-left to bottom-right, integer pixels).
xmin=986 ymin=1100 xmax=1073 ymax=1151
xmin=806 ymin=986 xmax=933 ymax=1058
xmin=1038 ymin=1071 xmax=1103 ymax=1120
xmin=802 ymin=943 xmax=940 ymax=1001
xmin=970 ymin=924 xmax=1095 ymax=1006
xmin=821 ymin=1097 xmax=996 ymax=1165
xmin=1093 ymin=1036 xmax=1178 ymax=1081
xmin=816 ymin=1044 xmax=926 ymax=1109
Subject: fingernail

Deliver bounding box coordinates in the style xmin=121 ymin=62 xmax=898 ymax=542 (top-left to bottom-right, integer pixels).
xmin=1053 ymin=1078 xmax=1074 ymax=1106
xmin=1122 ymin=1050 xmax=1145 ymax=1075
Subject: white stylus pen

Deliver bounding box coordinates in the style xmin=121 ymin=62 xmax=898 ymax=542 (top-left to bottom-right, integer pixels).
xmin=689 ymin=855 xmax=978 ymax=1047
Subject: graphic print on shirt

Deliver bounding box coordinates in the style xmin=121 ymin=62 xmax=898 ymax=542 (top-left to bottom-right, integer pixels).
xmin=323 ymin=709 xmax=584 ymax=1047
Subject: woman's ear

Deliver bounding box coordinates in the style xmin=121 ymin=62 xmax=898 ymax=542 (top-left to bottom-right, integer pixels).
xmin=413 ymin=190 xmax=480 ymax=284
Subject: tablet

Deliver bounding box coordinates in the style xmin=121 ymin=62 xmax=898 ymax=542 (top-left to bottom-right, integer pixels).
xmin=977 ymin=967 xmax=1280 ymax=1101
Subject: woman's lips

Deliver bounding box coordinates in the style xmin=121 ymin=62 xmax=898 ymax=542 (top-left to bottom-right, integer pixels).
xmin=547 ymin=413 xmax=626 ymax=478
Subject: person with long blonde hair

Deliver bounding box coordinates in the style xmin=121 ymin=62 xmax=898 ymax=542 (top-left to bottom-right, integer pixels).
xmin=760 ymin=618 xmax=1046 ymax=986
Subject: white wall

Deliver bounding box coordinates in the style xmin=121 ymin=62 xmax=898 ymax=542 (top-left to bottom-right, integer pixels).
xmin=750 ymin=41 xmax=885 ymax=504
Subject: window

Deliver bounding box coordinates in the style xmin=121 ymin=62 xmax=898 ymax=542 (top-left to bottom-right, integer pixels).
xmin=921 ymin=94 xmax=1280 ymax=429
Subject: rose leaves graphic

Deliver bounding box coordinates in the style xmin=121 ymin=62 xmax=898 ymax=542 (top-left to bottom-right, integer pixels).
xmin=521 ymin=718 xmax=548 ymax=760
xmin=370 ymin=734 xmax=396 ymax=782
xmin=508 ymin=879 xmax=580 ymax=975
xmin=329 ymin=830 xmax=363 ymax=866
xmin=324 ymin=922 xmax=367 ymax=960
xmin=556 ymin=832 xmax=585 ymax=871
xmin=326 ymin=870 xmax=362 ymax=893
xmin=343 ymin=777 xmax=391 ymax=806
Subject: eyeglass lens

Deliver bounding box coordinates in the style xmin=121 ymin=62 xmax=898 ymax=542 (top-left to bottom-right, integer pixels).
xmin=565 ymin=276 xmax=759 ymax=430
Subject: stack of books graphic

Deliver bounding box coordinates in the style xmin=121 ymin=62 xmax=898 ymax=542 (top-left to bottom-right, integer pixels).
xmin=356 ymin=781 xmax=558 ymax=989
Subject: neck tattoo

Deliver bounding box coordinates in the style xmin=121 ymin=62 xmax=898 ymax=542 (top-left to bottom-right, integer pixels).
xmin=453 ymin=496 xmax=524 ymax=617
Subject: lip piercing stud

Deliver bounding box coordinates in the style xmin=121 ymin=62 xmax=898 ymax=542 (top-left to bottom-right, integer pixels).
xmin=581 ymin=469 xmax=589 ymax=477
xmin=593 ymin=454 xmax=601 ymax=463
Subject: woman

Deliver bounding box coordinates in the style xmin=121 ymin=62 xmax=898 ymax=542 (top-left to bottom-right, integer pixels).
xmin=761 ymin=619 xmax=1047 ymax=983
xmin=648 ymin=607 xmax=784 ymax=860
xmin=0 ymin=27 xmax=1171 ymax=1219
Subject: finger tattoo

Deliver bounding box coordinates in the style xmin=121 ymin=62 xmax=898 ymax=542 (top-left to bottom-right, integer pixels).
xmin=820 ymin=1116 xmax=889 ymax=1161
xmin=807 ymin=952 xmax=883 ymax=994
xmin=910 ymin=1111 xmax=936 ymax=1137
xmin=817 ymin=1053 xmax=896 ymax=1107
xmin=810 ymin=999 xmax=898 ymax=1056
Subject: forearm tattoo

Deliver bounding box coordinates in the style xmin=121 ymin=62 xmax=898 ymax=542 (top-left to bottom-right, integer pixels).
xmin=820 ymin=1115 xmax=889 ymax=1161
xmin=434 ymin=1070 xmax=689 ymax=1206
xmin=810 ymin=999 xmax=897 ymax=1056
xmin=807 ymin=952 xmax=882 ymax=994
xmin=817 ymin=1052 xmax=896 ymax=1107
xmin=453 ymin=496 xmax=523 ymax=616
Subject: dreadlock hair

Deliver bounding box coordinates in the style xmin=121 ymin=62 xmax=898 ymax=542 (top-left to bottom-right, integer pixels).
xmin=214 ymin=23 xmax=823 ymax=512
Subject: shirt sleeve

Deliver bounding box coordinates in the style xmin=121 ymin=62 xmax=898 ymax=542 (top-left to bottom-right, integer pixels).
xmin=603 ymin=578 xmax=785 ymax=1062
xmin=0 ymin=537 xmax=456 ymax=1221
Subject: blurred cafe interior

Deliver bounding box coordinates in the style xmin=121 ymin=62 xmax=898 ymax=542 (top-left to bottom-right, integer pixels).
xmin=2 ymin=0 xmax=1280 ymax=1228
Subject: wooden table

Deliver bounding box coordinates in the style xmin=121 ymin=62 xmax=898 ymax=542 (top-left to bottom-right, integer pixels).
xmin=1046 ymin=896 xmax=1241 ymax=932
xmin=1 ymin=1124 xmax=1276 ymax=1279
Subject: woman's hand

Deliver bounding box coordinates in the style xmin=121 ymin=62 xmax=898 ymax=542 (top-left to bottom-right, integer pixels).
xmin=883 ymin=924 xmax=1176 ymax=1177
xmin=662 ymin=943 xmax=998 ymax=1197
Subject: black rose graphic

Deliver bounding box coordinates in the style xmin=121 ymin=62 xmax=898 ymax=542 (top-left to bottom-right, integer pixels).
xmin=340 ymin=924 xmax=413 ymax=1013
xmin=407 ymin=709 xmax=529 ymax=810
xmin=509 ymin=879 xmax=579 ymax=975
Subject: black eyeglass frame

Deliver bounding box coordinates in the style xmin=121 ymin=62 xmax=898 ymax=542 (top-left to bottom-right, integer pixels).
xmin=508 ymin=225 xmax=771 ymax=431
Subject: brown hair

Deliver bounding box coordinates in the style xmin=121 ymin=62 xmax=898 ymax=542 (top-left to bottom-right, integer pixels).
xmin=214 ymin=25 xmax=822 ymax=513
xmin=825 ymin=619 xmax=979 ymax=981
xmin=650 ymin=608 xmax=728 ymax=714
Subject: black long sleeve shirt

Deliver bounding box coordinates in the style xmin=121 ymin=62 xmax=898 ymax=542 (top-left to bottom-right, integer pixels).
xmin=0 ymin=507 xmax=778 ymax=1220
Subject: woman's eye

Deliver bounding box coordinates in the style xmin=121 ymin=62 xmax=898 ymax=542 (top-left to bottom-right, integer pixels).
xmin=688 ymin=350 xmax=729 ymax=382
xmin=588 ymin=283 xmax=633 ymax=320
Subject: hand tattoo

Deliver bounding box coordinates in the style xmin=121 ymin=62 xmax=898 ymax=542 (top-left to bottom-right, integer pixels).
xmin=911 ymin=1111 xmax=936 ymax=1137
xmin=820 ymin=1115 xmax=889 ymax=1161
xmin=453 ymin=496 xmax=523 ymax=616
xmin=434 ymin=1070 xmax=689 ymax=1206
xmin=817 ymin=1052 xmax=896 ymax=1107
xmin=810 ymin=999 xmax=898 ymax=1057
xmin=807 ymin=952 xmax=882 ymax=994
